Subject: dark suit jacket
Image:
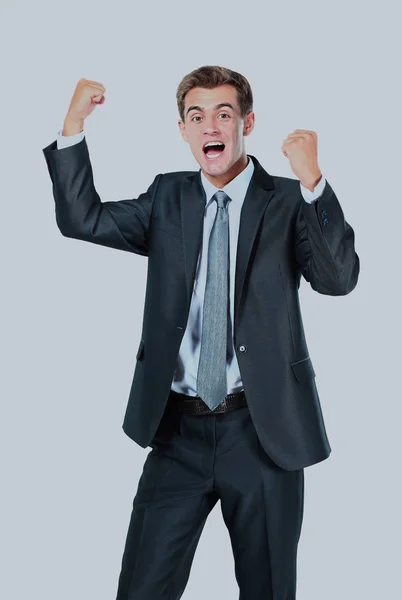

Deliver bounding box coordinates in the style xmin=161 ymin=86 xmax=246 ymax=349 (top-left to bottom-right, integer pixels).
xmin=43 ymin=137 xmax=359 ymax=471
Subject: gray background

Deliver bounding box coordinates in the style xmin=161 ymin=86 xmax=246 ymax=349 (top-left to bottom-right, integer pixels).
xmin=1 ymin=0 xmax=401 ymax=598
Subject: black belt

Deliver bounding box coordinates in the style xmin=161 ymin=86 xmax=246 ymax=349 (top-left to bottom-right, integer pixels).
xmin=168 ymin=389 xmax=247 ymax=415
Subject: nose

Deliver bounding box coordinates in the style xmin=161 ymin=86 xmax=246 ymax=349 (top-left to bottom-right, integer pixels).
xmin=203 ymin=114 xmax=220 ymax=135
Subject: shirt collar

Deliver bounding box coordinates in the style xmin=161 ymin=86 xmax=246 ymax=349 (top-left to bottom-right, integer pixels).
xmin=200 ymin=155 xmax=255 ymax=206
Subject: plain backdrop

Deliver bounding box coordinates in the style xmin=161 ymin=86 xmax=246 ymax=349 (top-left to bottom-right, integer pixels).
xmin=1 ymin=0 xmax=401 ymax=598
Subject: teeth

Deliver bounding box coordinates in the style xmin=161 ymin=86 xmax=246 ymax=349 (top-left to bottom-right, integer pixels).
xmin=204 ymin=142 xmax=224 ymax=148
xmin=205 ymin=151 xmax=223 ymax=159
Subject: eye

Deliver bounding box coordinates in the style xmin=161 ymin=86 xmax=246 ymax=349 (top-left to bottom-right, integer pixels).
xmin=191 ymin=115 xmax=202 ymax=122
xmin=219 ymin=113 xmax=230 ymax=119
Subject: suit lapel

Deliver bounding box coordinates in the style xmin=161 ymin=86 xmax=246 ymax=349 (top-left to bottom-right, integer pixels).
xmin=234 ymin=156 xmax=276 ymax=321
xmin=180 ymin=173 xmax=206 ymax=304
xmin=180 ymin=155 xmax=276 ymax=320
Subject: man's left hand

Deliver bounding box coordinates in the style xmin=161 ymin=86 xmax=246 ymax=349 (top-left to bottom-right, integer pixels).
xmin=281 ymin=129 xmax=322 ymax=191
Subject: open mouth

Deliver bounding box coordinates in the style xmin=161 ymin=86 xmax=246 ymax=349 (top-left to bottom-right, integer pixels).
xmin=203 ymin=141 xmax=225 ymax=160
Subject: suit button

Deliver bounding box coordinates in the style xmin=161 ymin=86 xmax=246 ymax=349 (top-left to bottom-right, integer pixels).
xmin=238 ymin=344 xmax=247 ymax=353
xmin=323 ymin=218 xmax=329 ymax=225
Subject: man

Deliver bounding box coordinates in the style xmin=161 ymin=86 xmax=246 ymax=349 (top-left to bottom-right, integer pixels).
xmin=42 ymin=66 xmax=359 ymax=599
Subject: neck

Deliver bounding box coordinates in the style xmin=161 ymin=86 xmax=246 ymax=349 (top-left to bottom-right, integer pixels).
xmin=201 ymin=153 xmax=249 ymax=189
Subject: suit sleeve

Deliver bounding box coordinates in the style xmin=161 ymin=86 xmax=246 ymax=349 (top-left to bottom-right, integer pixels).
xmin=42 ymin=136 xmax=162 ymax=256
xmin=294 ymin=179 xmax=360 ymax=295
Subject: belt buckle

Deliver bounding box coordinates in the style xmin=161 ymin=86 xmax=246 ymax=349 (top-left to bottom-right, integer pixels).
xmin=219 ymin=397 xmax=227 ymax=412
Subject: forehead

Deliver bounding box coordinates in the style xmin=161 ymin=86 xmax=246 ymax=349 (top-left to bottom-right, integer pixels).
xmin=184 ymin=84 xmax=239 ymax=111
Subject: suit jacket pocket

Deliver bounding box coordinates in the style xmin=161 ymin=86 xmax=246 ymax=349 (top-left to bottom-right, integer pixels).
xmin=291 ymin=356 xmax=315 ymax=382
xmin=136 ymin=339 xmax=145 ymax=361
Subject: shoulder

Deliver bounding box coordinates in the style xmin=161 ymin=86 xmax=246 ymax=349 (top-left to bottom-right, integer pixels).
xmin=248 ymin=155 xmax=301 ymax=205
xmin=271 ymin=174 xmax=300 ymax=193
xmin=149 ymin=170 xmax=197 ymax=191
xmin=159 ymin=170 xmax=198 ymax=183
xmin=269 ymin=174 xmax=303 ymax=211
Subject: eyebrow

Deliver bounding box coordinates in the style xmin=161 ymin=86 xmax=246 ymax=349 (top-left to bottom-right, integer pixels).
xmin=186 ymin=102 xmax=235 ymax=117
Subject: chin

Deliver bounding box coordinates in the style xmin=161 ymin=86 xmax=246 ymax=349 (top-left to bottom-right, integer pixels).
xmin=198 ymin=151 xmax=233 ymax=175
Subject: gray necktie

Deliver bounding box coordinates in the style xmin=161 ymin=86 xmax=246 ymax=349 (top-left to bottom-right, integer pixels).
xmin=197 ymin=190 xmax=231 ymax=410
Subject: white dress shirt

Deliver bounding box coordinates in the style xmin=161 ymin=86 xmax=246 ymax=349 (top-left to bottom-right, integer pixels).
xmin=56 ymin=129 xmax=326 ymax=396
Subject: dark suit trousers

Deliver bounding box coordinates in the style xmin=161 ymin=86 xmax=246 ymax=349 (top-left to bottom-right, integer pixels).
xmin=115 ymin=394 xmax=304 ymax=600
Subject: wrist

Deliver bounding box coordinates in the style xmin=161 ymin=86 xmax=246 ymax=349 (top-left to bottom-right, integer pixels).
xmin=300 ymin=172 xmax=322 ymax=192
xmin=63 ymin=115 xmax=84 ymax=136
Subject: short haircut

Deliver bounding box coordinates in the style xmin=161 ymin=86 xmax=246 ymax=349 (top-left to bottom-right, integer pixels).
xmin=176 ymin=65 xmax=253 ymax=122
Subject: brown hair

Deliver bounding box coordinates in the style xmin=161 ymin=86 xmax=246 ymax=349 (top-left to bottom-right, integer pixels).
xmin=176 ymin=65 xmax=253 ymax=122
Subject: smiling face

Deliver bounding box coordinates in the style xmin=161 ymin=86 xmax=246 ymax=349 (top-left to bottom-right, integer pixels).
xmin=178 ymin=84 xmax=255 ymax=188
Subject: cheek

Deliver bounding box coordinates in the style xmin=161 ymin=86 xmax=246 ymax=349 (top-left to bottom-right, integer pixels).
xmin=227 ymin=124 xmax=241 ymax=144
xmin=228 ymin=133 xmax=241 ymax=151
xmin=187 ymin=132 xmax=201 ymax=149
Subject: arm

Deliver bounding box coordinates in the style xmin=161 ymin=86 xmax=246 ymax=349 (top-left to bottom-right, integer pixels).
xmin=56 ymin=128 xmax=85 ymax=149
xmin=42 ymin=136 xmax=162 ymax=255
xmin=294 ymin=179 xmax=360 ymax=295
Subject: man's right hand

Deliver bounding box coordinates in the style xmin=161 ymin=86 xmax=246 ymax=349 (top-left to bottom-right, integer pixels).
xmin=63 ymin=78 xmax=106 ymax=136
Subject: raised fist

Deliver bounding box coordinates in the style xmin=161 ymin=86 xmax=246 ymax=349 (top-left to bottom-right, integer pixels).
xmin=65 ymin=78 xmax=106 ymax=124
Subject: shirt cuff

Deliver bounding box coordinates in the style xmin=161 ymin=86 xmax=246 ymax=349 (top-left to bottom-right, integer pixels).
xmin=300 ymin=176 xmax=326 ymax=203
xmin=56 ymin=128 xmax=85 ymax=150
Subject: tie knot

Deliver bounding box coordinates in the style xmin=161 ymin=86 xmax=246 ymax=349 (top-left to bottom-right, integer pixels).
xmin=213 ymin=190 xmax=230 ymax=209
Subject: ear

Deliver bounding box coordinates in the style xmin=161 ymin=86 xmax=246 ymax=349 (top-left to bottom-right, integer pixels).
xmin=243 ymin=111 xmax=255 ymax=137
xmin=178 ymin=120 xmax=188 ymax=142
